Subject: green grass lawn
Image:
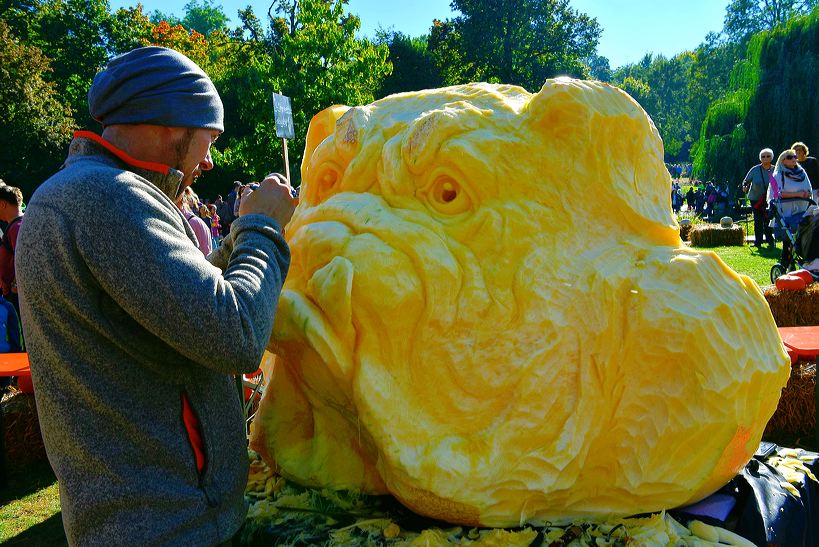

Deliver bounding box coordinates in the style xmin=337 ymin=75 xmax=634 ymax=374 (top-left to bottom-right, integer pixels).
xmin=0 ymin=240 xmax=803 ymax=544
xmin=0 ymin=459 xmax=66 ymax=545
xmin=695 ymin=242 xmax=782 ymax=287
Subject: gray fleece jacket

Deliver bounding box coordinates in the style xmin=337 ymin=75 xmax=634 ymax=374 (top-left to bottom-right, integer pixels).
xmin=16 ymin=133 xmax=290 ymax=546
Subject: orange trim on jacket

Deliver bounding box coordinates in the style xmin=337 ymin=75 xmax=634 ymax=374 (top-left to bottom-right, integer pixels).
xmin=74 ymin=131 xmax=172 ymax=175
xmin=181 ymin=392 xmax=206 ymax=475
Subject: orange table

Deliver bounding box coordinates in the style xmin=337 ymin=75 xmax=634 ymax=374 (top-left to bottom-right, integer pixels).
xmin=778 ymin=327 xmax=819 ymax=446
xmin=0 ymin=352 xmax=30 ymax=378
xmin=0 ymin=353 xmax=31 ymax=394
xmin=779 ymin=326 xmax=819 ymax=360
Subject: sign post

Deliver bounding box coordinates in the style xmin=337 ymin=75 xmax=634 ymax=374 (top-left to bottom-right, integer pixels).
xmin=272 ymin=92 xmax=295 ymax=182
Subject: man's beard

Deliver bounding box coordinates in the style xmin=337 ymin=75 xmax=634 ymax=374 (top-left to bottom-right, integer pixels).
xmin=173 ymin=128 xmax=198 ymax=199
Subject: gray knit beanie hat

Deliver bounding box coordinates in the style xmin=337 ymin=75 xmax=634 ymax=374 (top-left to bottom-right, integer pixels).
xmin=88 ymin=46 xmax=224 ymax=131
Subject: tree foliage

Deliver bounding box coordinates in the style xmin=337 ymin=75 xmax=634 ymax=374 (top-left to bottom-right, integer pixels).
xmin=611 ymin=53 xmax=694 ymax=159
xmin=428 ymin=0 xmax=601 ymax=90
xmin=375 ymin=30 xmax=442 ymax=98
xmin=4 ymin=0 xmax=817 ymax=198
xmin=692 ymin=7 xmax=818 ymax=191
xmin=180 ymin=0 xmax=228 ymax=36
xmin=723 ymin=0 xmax=818 ymax=43
xmin=201 ymin=0 xmax=390 ymax=193
xmin=0 ymin=19 xmax=75 ymax=195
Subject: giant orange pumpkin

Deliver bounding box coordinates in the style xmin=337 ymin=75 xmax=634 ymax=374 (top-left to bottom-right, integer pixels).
xmin=250 ymin=78 xmax=790 ymax=527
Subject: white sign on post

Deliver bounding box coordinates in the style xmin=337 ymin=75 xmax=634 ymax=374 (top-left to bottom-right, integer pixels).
xmin=272 ymin=92 xmax=295 ymax=181
xmin=272 ymin=93 xmax=295 ymax=139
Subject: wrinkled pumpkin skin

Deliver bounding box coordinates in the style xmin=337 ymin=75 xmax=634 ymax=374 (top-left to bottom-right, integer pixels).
xmin=250 ymin=79 xmax=790 ymax=527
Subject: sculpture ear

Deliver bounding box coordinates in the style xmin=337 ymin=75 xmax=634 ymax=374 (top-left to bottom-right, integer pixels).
xmin=525 ymin=78 xmax=593 ymax=143
xmin=301 ymin=105 xmax=351 ymax=179
xmin=526 ymin=78 xmax=678 ymax=241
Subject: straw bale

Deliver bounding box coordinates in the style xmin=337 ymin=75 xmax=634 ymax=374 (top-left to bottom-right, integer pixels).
xmin=2 ymin=390 xmax=47 ymax=466
xmin=679 ymin=224 xmax=692 ymax=241
xmin=764 ymin=359 xmax=816 ymax=439
xmin=688 ymin=223 xmax=745 ymax=247
xmin=763 ymin=282 xmax=819 ymax=327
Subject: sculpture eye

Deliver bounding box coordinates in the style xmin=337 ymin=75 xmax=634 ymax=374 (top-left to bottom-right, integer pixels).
xmin=427 ymin=175 xmax=472 ymax=215
xmin=308 ymin=162 xmax=342 ymax=203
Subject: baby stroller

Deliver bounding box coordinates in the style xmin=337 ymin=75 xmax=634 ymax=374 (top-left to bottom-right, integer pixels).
xmin=768 ymin=196 xmax=818 ymax=283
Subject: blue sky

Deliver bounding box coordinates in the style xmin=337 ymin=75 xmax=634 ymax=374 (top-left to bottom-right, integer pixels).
xmin=109 ymin=0 xmax=730 ymax=68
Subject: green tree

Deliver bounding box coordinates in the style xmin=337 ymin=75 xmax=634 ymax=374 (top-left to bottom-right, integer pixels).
xmin=429 ymin=0 xmax=601 ymax=90
xmin=0 ymin=20 xmax=75 ymax=195
xmin=205 ymin=0 xmax=391 ymax=190
xmin=427 ymin=18 xmax=471 ymax=85
xmin=109 ymin=5 xmax=154 ymax=54
xmin=23 ymin=0 xmax=115 ymax=129
xmin=375 ymin=29 xmax=442 ymax=97
xmin=687 ymin=33 xmax=742 ymax=135
xmin=693 ymin=8 xmax=819 ymax=190
xmin=723 ymin=0 xmax=818 ymax=43
xmin=149 ymin=10 xmax=182 ymax=26
xmin=181 ymin=0 xmax=228 ymax=36
xmin=587 ymin=54 xmax=612 ymax=82
xmin=613 ymin=53 xmax=694 ymax=160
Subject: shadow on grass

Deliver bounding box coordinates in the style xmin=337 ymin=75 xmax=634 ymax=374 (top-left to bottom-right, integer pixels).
xmin=0 ymin=458 xmax=56 ymax=506
xmin=4 ymin=512 xmax=67 ymax=546
xmin=748 ymin=243 xmax=782 ymax=260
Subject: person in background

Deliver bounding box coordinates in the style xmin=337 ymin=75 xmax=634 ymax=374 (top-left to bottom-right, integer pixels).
xmin=208 ymin=203 xmax=221 ymax=248
xmin=180 ymin=187 xmax=212 ymax=255
xmin=226 ymin=181 xmax=240 ymax=219
xmin=742 ymin=148 xmax=776 ymax=248
xmin=792 ymin=142 xmax=819 ymax=202
xmin=215 ymin=194 xmax=231 ymax=236
xmin=0 ymin=185 xmax=25 ymax=323
xmin=685 ymin=186 xmax=695 ymax=211
xmin=198 ymin=203 xmax=213 ymax=232
xmin=0 ymin=294 xmax=21 ymax=353
xmin=233 ymin=185 xmax=243 ymax=218
xmin=15 ymin=46 xmax=295 ymax=545
xmin=768 ymin=148 xmax=812 ymax=265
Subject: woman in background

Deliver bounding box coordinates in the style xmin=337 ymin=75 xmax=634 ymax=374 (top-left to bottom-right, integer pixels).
xmin=768 ymin=148 xmax=812 ymax=265
xmin=179 ymin=188 xmax=212 ymax=256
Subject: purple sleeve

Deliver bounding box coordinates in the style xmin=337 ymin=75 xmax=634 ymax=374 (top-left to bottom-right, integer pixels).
xmin=189 ymin=216 xmax=212 ymax=255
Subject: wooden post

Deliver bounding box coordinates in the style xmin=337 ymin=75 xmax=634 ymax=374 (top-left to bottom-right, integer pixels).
xmin=282 ymin=137 xmax=290 ymax=182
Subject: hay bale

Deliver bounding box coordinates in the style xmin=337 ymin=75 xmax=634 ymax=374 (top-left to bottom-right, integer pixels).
xmin=764 ymin=359 xmax=816 ymax=440
xmin=679 ymin=224 xmax=693 ymax=241
xmin=2 ymin=390 xmax=47 ymax=467
xmin=689 ymin=223 xmax=745 ymax=247
xmin=763 ymin=282 xmax=819 ymax=327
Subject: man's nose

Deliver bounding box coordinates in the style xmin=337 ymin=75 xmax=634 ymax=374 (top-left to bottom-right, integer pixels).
xmin=200 ymin=149 xmax=214 ymax=172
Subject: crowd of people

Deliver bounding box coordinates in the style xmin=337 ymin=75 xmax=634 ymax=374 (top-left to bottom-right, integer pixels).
xmin=671 ymin=180 xmax=733 ymax=217
xmin=742 ymin=142 xmax=818 ymax=266
xmin=177 ymin=180 xmax=267 ymax=256
xmin=666 ymin=162 xmax=691 ymax=180
xmin=668 ymin=142 xmax=817 ymax=270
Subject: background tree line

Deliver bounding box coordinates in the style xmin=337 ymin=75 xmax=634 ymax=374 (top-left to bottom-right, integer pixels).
xmin=0 ymin=0 xmax=817 ymax=200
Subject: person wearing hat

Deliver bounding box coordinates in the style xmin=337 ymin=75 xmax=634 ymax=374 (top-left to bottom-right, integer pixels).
xmin=15 ymin=47 xmax=296 ymax=545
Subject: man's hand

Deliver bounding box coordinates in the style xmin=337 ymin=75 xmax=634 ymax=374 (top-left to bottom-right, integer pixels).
xmin=239 ymin=173 xmax=296 ymax=227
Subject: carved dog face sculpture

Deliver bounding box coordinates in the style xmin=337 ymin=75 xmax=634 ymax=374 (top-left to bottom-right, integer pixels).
xmin=251 ymin=79 xmax=789 ymax=526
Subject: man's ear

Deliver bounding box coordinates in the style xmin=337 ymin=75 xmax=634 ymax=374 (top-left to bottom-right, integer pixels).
xmin=301 ymin=105 xmax=351 ymax=180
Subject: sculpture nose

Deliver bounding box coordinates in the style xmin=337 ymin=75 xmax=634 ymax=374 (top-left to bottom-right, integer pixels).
xmin=306 ymin=256 xmax=356 ymax=370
